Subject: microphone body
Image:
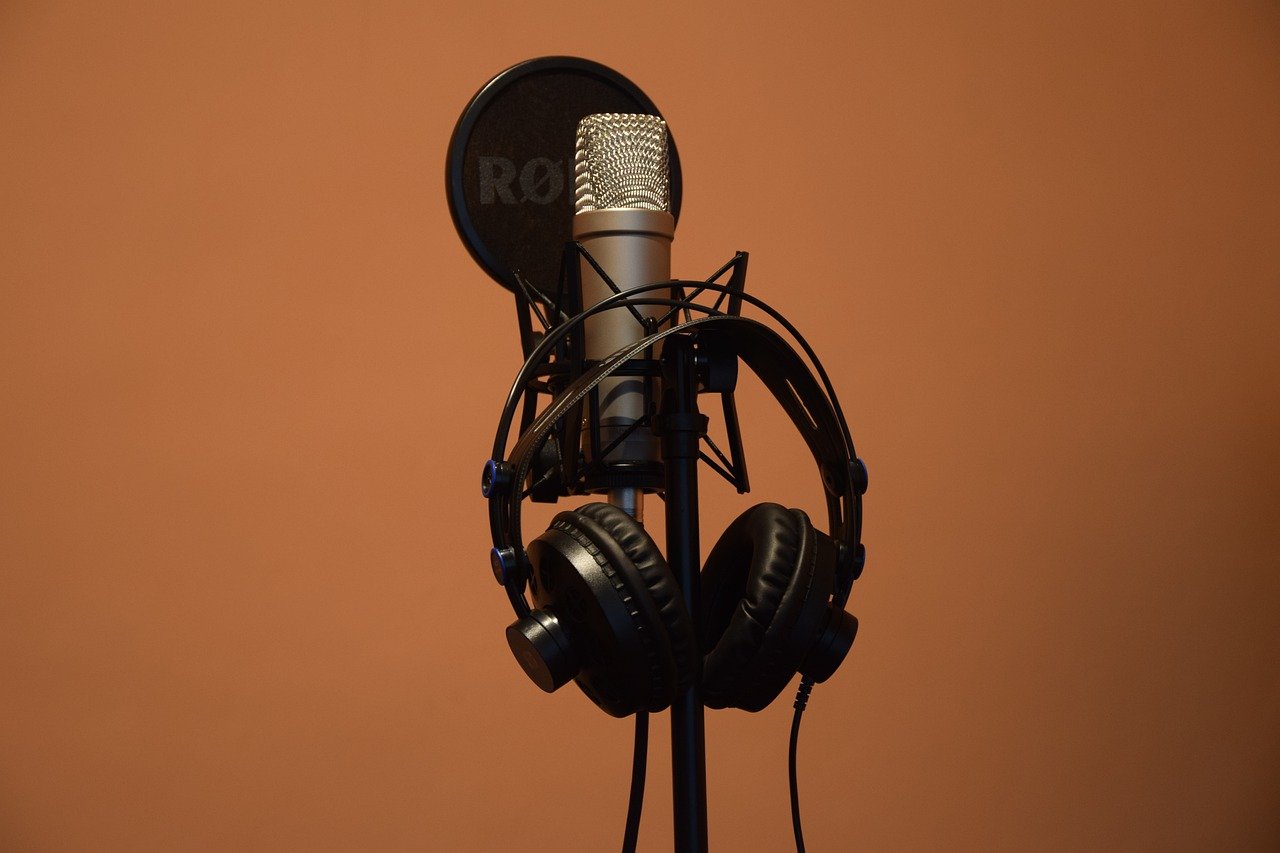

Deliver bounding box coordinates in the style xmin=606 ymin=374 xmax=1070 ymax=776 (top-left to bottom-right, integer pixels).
xmin=572 ymin=114 xmax=675 ymax=516
xmin=574 ymin=209 xmax=673 ymax=473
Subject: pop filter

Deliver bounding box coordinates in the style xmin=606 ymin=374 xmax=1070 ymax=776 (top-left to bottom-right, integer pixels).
xmin=446 ymin=56 xmax=683 ymax=299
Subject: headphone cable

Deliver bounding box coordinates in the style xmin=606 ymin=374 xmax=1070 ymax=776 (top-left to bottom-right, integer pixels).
xmin=790 ymin=677 xmax=815 ymax=853
xmin=622 ymin=710 xmax=649 ymax=853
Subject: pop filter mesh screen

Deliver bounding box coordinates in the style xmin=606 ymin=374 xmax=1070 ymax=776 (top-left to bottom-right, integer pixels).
xmin=447 ymin=58 xmax=681 ymax=298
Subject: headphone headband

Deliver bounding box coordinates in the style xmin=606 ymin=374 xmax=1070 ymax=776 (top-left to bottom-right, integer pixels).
xmin=487 ymin=291 xmax=863 ymax=615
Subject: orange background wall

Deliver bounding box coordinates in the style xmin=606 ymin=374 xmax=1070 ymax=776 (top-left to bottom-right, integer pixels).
xmin=2 ymin=2 xmax=1277 ymax=850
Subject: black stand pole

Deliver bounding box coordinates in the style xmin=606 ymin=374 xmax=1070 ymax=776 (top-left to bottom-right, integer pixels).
xmin=660 ymin=334 xmax=709 ymax=852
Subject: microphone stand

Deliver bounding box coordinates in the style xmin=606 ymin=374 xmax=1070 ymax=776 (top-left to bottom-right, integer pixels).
xmin=658 ymin=333 xmax=709 ymax=852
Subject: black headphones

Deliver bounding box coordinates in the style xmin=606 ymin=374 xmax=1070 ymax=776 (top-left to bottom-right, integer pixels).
xmin=484 ymin=285 xmax=867 ymax=718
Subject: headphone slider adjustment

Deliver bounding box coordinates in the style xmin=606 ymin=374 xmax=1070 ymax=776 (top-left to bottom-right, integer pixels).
xmin=490 ymin=547 xmax=519 ymax=586
xmin=481 ymin=459 xmax=513 ymax=498
xmin=852 ymin=457 xmax=869 ymax=495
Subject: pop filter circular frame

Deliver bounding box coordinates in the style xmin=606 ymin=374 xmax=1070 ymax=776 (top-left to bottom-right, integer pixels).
xmin=446 ymin=56 xmax=683 ymax=299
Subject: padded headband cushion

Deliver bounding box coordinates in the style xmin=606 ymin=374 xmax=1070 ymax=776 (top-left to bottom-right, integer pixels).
xmin=700 ymin=504 xmax=825 ymax=711
xmin=573 ymin=503 xmax=696 ymax=699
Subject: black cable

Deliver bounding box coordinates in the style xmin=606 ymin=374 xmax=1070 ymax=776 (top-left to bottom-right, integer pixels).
xmin=790 ymin=678 xmax=815 ymax=853
xmin=622 ymin=711 xmax=649 ymax=853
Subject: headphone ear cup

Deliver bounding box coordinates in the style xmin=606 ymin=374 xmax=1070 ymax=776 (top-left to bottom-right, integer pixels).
xmin=700 ymin=504 xmax=835 ymax=712
xmin=520 ymin=503 xmax=694 ymax=717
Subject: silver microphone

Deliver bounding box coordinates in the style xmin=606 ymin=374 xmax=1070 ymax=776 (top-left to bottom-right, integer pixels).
xmin=572 ymin=113 xmax=675 ymax=521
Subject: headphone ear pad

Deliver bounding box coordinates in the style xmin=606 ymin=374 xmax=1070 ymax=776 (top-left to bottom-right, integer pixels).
xmin=573 ymin=503 xmax=697 ymax=693
xmin=534 ymin=503 xmax=695 ymax=716
xmin=700 ymin=504 xmax=834 ymax=712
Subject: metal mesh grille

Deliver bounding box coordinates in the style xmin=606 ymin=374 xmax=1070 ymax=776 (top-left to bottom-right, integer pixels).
xmin=573 ymin=113 xmax=671 ymax=214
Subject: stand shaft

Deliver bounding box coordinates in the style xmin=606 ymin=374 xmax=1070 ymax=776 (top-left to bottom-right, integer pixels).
xmin=661 ymin=335 xmax=708 ymax=852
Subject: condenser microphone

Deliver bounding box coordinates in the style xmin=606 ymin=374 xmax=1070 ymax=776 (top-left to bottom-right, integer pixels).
xmin=572 ymin=113 xmax=675 ymax=519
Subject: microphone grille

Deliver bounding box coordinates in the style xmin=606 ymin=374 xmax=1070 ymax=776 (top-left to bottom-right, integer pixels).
xmin=574 ymin=113 xmax=671 ymax=215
